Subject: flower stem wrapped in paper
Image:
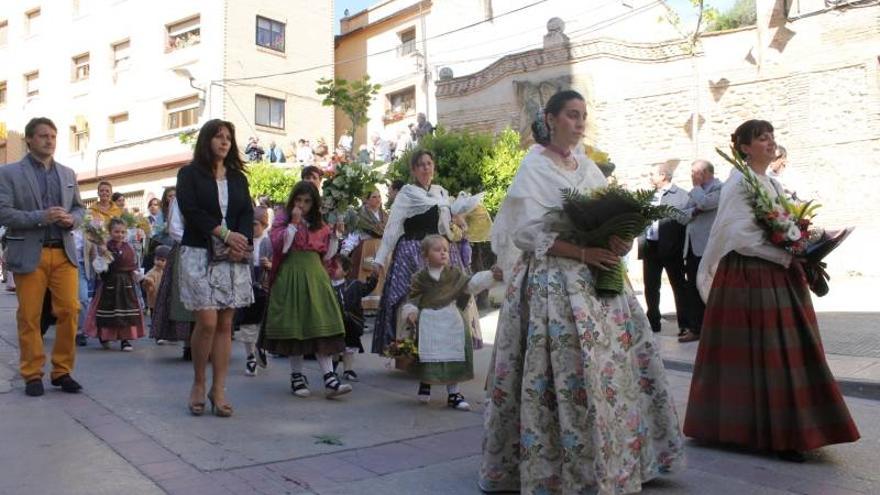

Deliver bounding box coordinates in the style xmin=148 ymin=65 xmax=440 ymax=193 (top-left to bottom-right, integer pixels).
xmin=716 ymin=146 xmax=851 ymax=296
xmin=546 ymin=185 xmax=679 ymax=297
xmin=81 ymin=214 xmax=114 ymax=273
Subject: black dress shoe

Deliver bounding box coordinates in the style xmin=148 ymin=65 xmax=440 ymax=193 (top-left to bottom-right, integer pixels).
xmin=75 ymin=334 xmax=88 ymax=347
xmin=50 ymin=374 xmax=82 ymax=393
xmin=25 ymin=380 xmax=45 ymax=397
xmin=182 ymin=347 xmax=192 ymax=361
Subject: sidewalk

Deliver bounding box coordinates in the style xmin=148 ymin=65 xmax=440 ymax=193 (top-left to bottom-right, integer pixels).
xmin=2 ymin=287 xmax=879 ymax=494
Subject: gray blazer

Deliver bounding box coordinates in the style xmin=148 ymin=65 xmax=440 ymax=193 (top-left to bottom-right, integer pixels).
xmin=682 ymin=177 xmax=723 ymax=257
xmin=0 ymin=157 xmax=85 ymax=273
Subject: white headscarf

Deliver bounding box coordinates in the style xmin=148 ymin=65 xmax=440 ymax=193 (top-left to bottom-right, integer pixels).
xmin=374 ymin=184 xmax=452 ymax=267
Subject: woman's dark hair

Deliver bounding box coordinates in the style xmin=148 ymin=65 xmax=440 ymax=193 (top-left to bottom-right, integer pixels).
xmin=192 ymin=119 xmax=245 ymax=173
xmin=531 ymin=89 xmax=585 ymax=146
xmin=301 ymin=165 xmax=322 ymax=181
xmin=390 ymin=179 xmax=405 ymax=192
xmin=409 ymin=149 xmax=434 ymax=170
xmin=731 ymin=119 xmax=774 ymax=159
xmin=111 ymin=192 xmax=124 ymax=202
xmin=108 ymin=217 xmax=126 ymax=232
xmin=160 ymin=187 xmax=176 ymax=220
xmin=285 ymin=181 xmax=323 ymax=231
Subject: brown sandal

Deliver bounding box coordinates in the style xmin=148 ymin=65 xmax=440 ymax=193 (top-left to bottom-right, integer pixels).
xmin=188 ymin=401 xmax=206 ymax=416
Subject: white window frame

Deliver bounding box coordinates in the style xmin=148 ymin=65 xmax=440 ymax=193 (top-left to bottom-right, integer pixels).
xmin=109 ymin=112 xmax=129 ymax=142
xmin=70 ymin=124 xmax=89 ymax=153
xmin=166 ymin=16 xmax=200 ymax=53
xmin=386 ymin=86 xmax=416 ymax=116
xmin=72 ymin=53 xmax=90 ymax=82
xmin=112 ymin=40 xmax=130 ymax=70
xmin=255 ymin=94 xmax=285 ymax=129
xmin=397 ymin=28 xmax=416 ymax=57
xmin=25 ymin=71 xmax=39 ymax=97
xmin=25 ymin=8 xmax=41 ymax=36
xmin=165 ymin=95 xmax=200 ymax=130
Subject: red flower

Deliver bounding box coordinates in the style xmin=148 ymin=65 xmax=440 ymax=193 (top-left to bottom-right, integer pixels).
xmin=770 ymin=231 xmax=785 ymax=245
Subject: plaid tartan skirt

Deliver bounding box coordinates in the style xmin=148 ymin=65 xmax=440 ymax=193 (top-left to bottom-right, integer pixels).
xmin=683 ymin=252 xmax=860 ymax=451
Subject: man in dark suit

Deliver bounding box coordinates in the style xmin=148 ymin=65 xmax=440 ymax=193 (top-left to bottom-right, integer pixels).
xmin=0 ymin=117 xmax=85 ymax=397
xmin=638 ymin=163 xmax=691 ymax=335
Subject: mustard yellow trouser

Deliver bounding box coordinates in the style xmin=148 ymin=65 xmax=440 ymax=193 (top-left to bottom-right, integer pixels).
xmin=15 ymin=247 xmax=80 ymax=382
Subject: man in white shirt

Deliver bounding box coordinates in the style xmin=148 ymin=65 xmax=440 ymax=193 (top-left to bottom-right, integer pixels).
xmin=637 ymin=163 xmax=691 ymax=335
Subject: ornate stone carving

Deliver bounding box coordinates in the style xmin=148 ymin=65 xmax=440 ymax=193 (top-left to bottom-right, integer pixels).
xmin=513 ymin=76 xmax=573 ymax=145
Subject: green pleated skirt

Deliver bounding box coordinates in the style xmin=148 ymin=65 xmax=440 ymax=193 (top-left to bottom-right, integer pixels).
xmin=261 ymin=250 xmax=345 ymax=356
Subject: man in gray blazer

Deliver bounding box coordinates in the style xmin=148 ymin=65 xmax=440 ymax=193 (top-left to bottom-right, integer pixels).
xmin=0 ymin=117 xmax=85 ymax=396
xmin=678 ymin=159 xmax=723 ymax=343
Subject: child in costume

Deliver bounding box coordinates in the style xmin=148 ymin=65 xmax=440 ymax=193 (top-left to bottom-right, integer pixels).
xmin=85 ymin=217 xmax=146 ymax=351
xmin=329 ymin=254 xmax=378 ymax=382
xmin=260 ymin=182 xmax=351 ymax=398
xmin=238 ymin=206 xmax=272 ymax=376
xmin=401 ymin=234 xmax=502 ymax=410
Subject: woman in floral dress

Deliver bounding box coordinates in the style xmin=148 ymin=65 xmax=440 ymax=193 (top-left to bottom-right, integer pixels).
xmin=479 ymin=90 xmax=684 ymax=494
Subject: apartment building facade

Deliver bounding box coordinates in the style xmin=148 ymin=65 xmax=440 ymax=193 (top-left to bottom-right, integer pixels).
xmin=0 ymin=0 xmax=333 ymax=206
xmin=333 ymin=0 xmax=680 ymax=147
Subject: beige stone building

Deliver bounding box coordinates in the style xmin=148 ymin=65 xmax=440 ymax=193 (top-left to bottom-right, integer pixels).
xmin=435 ymin=0 xmax=880 ymax=276
xmin=334 ymin=0 xmax=678 ymax=149
xmin=0 ymin=0 xmax=334 ymax=206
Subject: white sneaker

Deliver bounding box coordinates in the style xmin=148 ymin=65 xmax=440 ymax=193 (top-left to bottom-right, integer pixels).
xmin=245 ymin=358 xmax=257 ymax=377
xmin=448 ymin=393 xmax=470 ymax=411
xmin=291 ymin=373 xmax=310 ymax=398
xmin=156 ymin=339 xmax=168 ymax=345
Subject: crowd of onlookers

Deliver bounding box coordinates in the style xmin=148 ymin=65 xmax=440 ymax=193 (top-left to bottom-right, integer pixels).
xmin=241 ymin=113 xmax=435 ymax=167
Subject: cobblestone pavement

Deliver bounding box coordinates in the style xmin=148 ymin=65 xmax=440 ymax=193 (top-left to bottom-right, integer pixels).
xmin=2 ymin=289 xmax=879 ymax=494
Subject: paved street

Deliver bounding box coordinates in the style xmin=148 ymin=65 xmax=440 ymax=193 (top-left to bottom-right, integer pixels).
xmin=1 ymin=284 xmax=879 ymax=495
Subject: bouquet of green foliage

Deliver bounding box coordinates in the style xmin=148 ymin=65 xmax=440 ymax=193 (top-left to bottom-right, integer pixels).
xmin=547 ymin=185 xmax=679 ymax=297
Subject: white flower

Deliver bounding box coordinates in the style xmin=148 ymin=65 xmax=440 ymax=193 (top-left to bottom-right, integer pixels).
xmin=786 ymin=223 xmax=802 ymax=241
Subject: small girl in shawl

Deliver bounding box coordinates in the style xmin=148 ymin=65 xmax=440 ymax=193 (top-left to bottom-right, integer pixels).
xmin=84 ymin=217 xmax=146 ymax=351
xmin=401 ymin=235 xmax=502 ymax=410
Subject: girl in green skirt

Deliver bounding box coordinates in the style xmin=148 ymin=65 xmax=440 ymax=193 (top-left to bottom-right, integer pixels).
xmin=402 ymin=235 xmax=502 ymax=410
xmin=260 ymin=182 xmax=351 ymax=398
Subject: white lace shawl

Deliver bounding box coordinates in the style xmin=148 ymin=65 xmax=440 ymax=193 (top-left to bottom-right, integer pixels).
xmin=490 ymin=146 xmax=607 ymax=280
xmin=697 ymin=170 xmax=792 ymax=301
xmin=374 ymin=184 xmax=452 ymax=268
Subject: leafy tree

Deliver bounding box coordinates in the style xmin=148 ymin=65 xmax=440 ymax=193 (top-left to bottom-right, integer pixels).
xmin=245 ymin=162 xmax=302 ymax=205
xmin=708 ymin=0 xmax=756 ymax=31
xmin=388 ymin=127 xmax=525 ymax=216
xmin=316 ymin=75 xmax=381 ymax=148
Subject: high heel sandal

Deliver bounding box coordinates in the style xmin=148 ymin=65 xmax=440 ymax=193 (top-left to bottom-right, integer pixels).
xmin=207 ymin=391 xmax=234 ymax=417
xmin=188 ymin=401 xmax=206 ymax=416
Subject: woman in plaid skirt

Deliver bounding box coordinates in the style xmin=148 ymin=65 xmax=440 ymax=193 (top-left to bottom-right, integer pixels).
xmin=683 ymin=120 xmax=859 ymax=462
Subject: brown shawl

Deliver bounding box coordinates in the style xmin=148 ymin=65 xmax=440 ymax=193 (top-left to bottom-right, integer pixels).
xmin=355 ymin=205 xmax=386 ymax=238
xmin=408 ymin=266 xmax=471 ymax=311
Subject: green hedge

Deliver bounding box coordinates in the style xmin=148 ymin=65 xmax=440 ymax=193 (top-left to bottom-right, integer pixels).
xmin=387 ymin=127 xmax=525 ymax=216
xmin=246 ymin=162 xmax=302 ymax=205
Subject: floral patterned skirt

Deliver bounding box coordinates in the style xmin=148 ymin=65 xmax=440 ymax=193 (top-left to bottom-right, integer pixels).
xmin=178 ymin=246 xmax=254 ymax=312
xmin=480 ymin=254 xmax=685 ymax=495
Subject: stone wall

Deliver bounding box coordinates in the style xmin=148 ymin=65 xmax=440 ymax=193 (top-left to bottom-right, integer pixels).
xmin=436 ymin=5 xmax=880 ymax=276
